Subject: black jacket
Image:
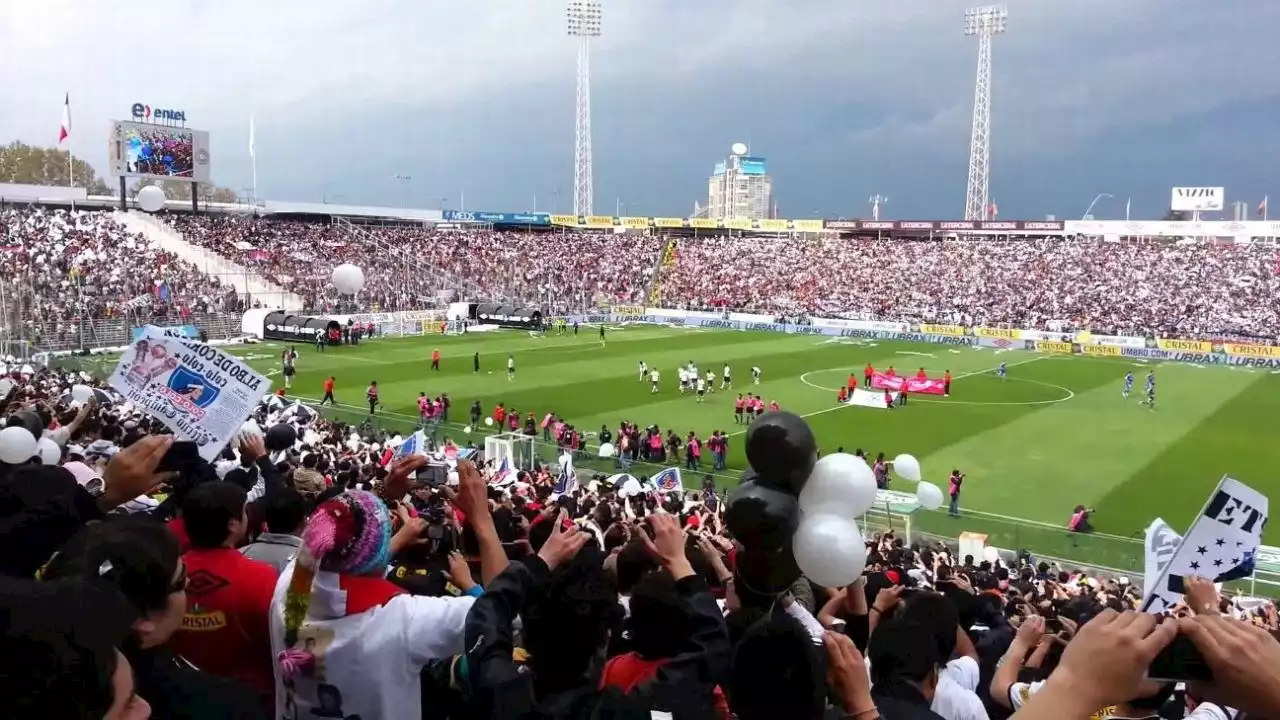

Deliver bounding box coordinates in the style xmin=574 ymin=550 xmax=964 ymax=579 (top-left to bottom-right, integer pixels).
xmin=463 ymin=557 xmax=730 ymax=719
xmin=129 ymin=647 xmax=266 ymax=720
xmin=871 ymin=683 xmax=946 ymax=720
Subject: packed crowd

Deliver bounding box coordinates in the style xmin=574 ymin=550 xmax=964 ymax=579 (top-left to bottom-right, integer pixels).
xmin=163 ymin=215 xmax=663 ymax=314
xmin=656 ymin=236 xmax=1280 ymax=338
xmin=2 ymin=362 xmax=1279 ymax=720
xmin=5 ymin=207 xmax=1278 ymax=341
xmin=0 ymin=208 xmax=239 ymax=335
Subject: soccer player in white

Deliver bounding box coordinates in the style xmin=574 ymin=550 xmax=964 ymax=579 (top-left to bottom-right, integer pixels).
xmin=752 ymin=366 xmax=762 ymax=385
xmin=704 ymin=370 xmax=715 ymax=394
xmin=721 ymin=364 xmax=732 ymax=390
xmin=695 ymin=376 xmax=706 ymax=402
xmin=638 ymin=360 xmax=648 ymax=382
xmin=650 ymin=368 xmax=660 ymax=393
xmin=678 ymin=368 xmax=688 ymax=394
xmin=507 ymin=355 xmax=515 ymax=381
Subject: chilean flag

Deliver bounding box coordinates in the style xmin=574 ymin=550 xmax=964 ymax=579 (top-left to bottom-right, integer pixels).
xmin=58 ymin=92 xmax=71 ymax=143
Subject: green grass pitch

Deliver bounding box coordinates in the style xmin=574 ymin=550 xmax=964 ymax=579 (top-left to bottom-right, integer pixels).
xmin=225 ymin=324 xmax=1280 ymax=573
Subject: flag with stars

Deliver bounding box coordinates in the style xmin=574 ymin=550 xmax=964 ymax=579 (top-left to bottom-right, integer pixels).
xmin=1142 ymin=476 xmax=1268 ymax=613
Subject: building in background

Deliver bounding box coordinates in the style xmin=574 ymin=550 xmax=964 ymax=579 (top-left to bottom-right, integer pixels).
xmin=707 ymin=143 xmax=773 ymax=220
xmin=1231 ymin=200 xmax=1249 ymax=222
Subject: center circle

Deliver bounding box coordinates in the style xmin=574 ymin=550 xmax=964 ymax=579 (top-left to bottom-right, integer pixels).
xmin=798 ymin=367 xmax=1074 ymax=407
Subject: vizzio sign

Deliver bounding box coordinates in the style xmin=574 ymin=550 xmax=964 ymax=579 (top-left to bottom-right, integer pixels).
xmin=1170 ymin=187 xmax=1224 ymax=212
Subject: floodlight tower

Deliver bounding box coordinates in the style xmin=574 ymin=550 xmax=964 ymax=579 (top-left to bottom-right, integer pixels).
xmin=567 ymin=1 xmax=602 ymax=217
xmin=962 ymin=5 xmax=1007 ymax=221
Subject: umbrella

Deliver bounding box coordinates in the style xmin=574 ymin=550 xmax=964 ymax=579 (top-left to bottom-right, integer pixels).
xmin=262 ymin=394 xmax=292 ymax=412
xmin=58 ymin=387 xmax=114 ymax=406
xmin=278 ymin=403 xmax=317 ymax=424
xmin=606 ymin=473 xmax=637 ymax=488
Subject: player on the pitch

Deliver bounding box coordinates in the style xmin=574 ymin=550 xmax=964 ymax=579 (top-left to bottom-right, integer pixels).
xmin=695 ymin=374 xmax=707 ymax=403
xmin=677 ymin=366 xmax=689 ymax=395
xmin=507 ymin=354 xmax=516 ymax=381
xmin=704 ymin=369 xmax=715 ymax=394
xmin=649 ymin=367 xmax=660 ymax=394
xmin=721 ymin=363 xmax=732 ymax=390
xmin=751 ymin=366 xmax=762 ymax=385
xmin=1140 ymin=371 xmax=1156 ymax=409
xmin=996 ymin=362 xmax=1007 ymax=380
xmin=280 ymin=347 xmax=298 ymax=390
xmin=638 ymin=360 xmax=648 ymax=382
xmin=1123 ymin=370 xmax=1134 ymax=398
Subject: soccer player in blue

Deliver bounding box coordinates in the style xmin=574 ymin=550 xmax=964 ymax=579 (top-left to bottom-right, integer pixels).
xmin=996 ymin=361 xmax=1007 ymax=379
xmin=1123 ymin=371 xmax=1134 ymax=398
xmin=1141 ymin=371 xmax=1156 ymax=409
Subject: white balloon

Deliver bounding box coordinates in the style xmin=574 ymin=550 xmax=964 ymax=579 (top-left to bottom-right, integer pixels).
xmin=799 ymin=453 xmax=879 ymax=518
xmin=330 ymin=263 xmax=366 ymax=295
xmin=136 ymin=185 xmax=167 ymax=213
xmin=892 ymin=453 xmax=922 ymax=482
xmin=983 ymin=546 xmax=1001 ymax=564
xmin=463 ymin=425 xmax=473 ymax=434
xmin=70 ymin=384 xmax=94 ymax=403
xmin=794 ymin=514 xmax=868 ymax=587
xmin=484 ymin=417 xmax=494 ymax=427
xmin=597 ymin=441 xmax=615 ymax=458
xmin=916 ymin=481 xmax=945 ymax=510
xmin=0 ymin=426 xmax=38 ymax=464
xmin=622 ymin=478 xmax=643 ymax=497
xmin=37 ymin=437 xmax=62 ymax=465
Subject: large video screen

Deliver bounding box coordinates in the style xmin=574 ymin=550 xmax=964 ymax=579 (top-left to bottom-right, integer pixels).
xmin=108 ymin=121 xmax=211 ymax=183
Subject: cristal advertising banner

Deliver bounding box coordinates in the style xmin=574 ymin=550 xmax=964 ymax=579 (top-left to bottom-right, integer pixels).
xmin=1081 ymin=344 xmax=1122 ymax=357
xmin=975 ymin=327 xmax=1020 ymax=340
xmin=1222 ymin=343 xmax=1280 ymax=359
xmin=610 ymin=305 xmax=646 ymax=317
xmin=920 ymin=324 xmax=966 ymax=337
xmin=1034 ymin=340 xmax=1075 ymax=354
xmin=869 ymin=372 xmax=947 ymax=396
xmin=1156 ymin=338 xmax=1212 ymax=353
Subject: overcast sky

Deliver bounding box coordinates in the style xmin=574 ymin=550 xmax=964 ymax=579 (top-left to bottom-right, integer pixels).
xmin=3 ymin=0 xmax=1277 ymax=219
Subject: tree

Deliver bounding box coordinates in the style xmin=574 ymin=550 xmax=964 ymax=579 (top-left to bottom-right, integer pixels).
xmin=0 ymin=141 xmax=111 ymax=194
xmin=129 ymin=177 xmax=240 ymax=204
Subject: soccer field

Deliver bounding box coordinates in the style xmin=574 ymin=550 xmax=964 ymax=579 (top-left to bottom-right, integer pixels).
xmin=227 ymin=325 xmax=1280 ymax=573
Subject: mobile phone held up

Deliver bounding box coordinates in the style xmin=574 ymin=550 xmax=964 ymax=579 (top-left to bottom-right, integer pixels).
xmin=156 ymin=441 xmax=202 ymax=473
xmin=1148 ymin=631 xmax=1213 ymax=683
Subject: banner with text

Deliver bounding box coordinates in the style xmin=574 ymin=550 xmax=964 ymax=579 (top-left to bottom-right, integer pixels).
xmin=1034 ymin=340 xmax=1074 ymax=354
xmin=920 ymin=324 xmax=966 ymax=337
xmin=1223 ymin=343 xmax=1280 ymax=359
xmin=1157 ymin=338 xmax=1212 ymax=353
xmin=974 ymin=327 xmax=1020 ymax=340
xmin=870 ymin=372 xmax=948 ymax=396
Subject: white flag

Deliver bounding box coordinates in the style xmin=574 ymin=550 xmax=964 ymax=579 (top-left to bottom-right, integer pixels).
xmin=1142 ymin=476 xmax=1268 ymax=613
xmin=1141 ymin=518 xmax=1182 ymax=608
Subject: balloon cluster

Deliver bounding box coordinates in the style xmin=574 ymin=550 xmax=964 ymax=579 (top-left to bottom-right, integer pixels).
xmin=725 ymin=412 xmax=950 ymax=594
xmin=723 ymin=412 xmax=816 ymax=595
xmin=0 ymin=410 xmax=60 ymax=466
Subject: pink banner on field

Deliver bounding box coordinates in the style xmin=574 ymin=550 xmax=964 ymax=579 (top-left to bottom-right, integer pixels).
xmin=870 ymin=372 xmax=947 ymax=395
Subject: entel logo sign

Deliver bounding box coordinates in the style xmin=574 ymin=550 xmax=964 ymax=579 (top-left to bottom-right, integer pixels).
xmin=131 ymin=103 xmax=187 ymax=123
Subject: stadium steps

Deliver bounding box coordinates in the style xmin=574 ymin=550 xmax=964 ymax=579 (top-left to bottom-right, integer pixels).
xmin=116 ymin=211 xmax=306 ymax=311
xmin=647 ymin=237 xmax=678 ymax=305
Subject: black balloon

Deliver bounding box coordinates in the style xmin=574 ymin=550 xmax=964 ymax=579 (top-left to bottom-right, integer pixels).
xmin=724 ymin=476 xmax=800 ymax=550
xmin=744 ymin=411 xmax=817 ymax=495
xmin=264 ymin=423 xmax=297 ymax=452
xmin=5 ymin=410 xmax=44 ymax=441
xmin=734 ymin=541 xmax=802 ymax=599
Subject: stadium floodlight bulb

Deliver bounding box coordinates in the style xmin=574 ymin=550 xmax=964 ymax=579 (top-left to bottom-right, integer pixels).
xmin=567 ymin=0 xmax=603 ymax=37
xmin=964 ymin=5 xmax=1007 ymax=36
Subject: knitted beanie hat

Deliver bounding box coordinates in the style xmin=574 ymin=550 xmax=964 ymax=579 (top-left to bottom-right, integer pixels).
xmin=280 ymin=490 xmax=393 ymax=661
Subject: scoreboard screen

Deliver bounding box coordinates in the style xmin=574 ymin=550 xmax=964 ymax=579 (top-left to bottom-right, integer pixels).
xmin=108 ymin=121 xmax=211 ymax=183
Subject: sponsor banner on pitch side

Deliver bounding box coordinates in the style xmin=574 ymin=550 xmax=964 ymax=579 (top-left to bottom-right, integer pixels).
xmin=1082 ymin=345 xmax=1122 ymax=357
xmin=920 ymin=324 xmax=966 ymax=337
xmin=1035 ymin=341 xmax=1074 ymax=354
xmin=1157 ymin=338 xmax=1212 ymax=353
xmin=975 ymin=327 xmax=1020 ymax=340
xmin=1222 ymin=343 xmax=1280 ymax=359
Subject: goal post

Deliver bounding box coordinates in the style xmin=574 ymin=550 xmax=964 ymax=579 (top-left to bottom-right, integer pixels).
xmin=484 ymin=432 xmax=537 ymax=470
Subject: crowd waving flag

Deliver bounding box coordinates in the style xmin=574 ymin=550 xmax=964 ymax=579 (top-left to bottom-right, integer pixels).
xmin=394 ymin=430 xmax=426 ymax=459
xmin=490 ymin=456 xmax=514 ymax=486
xmin=1141 ymin=475 xmax=1268 ymax=613
xmin=653 ymin=467 xmax=683 ymax=493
